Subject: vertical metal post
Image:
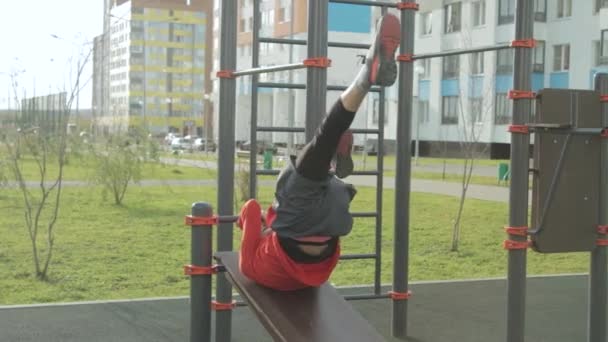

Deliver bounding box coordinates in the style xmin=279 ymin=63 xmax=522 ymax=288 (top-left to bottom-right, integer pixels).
xmin=215 ymin=1 xmax=237 ymax=341
xmin=506 ymin=1 xmax=534 ymax=341
xmin=393 ymin=1 xmax=415 ymax=339
xmin=589 ymin=73 xmax=608 ymax=342
xmin=249 ymin=0 xmax=261 ymax=198
xmin=190 ymin=202 xmax=213 ymax=342
xmin=305 ymin=0 xmax=328 ymax=141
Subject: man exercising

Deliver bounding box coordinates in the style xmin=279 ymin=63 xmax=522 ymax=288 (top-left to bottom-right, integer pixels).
xmin=237 ymin=13 xmax=401 ymax=290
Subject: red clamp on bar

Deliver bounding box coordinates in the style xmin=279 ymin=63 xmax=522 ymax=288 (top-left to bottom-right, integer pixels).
xmin=597 ymin=239 xmax=608 ymax=246
xmin=503 ymin=240 xmax=531 ymax=250
xmin=397 ymin=54 xmax=414 ymax=62
xmin=598 ymin=225 xmax=608 ymax=235
xmin=508 ymin=90 xmax=536 ymax=100
xmin=511 ymin=39 xmax=537 ymax=48
xmin=397 ymin=2 xmax=419 ymax=10
xmin=303 ymin=57 xmax=331 ymax=68
xmin=389 ymin=290 xmax=412 ymax=300
xmin=505 ymin=226 xmax=528 ymax=236
xmin=508 ymin=125 xmax=530 ymax=134
xmin=601 ymin=128 xmax=608 ymax=138
xmin=212 ymin=300 xmax=236 ymax=311
xmin=216 ymin=70 xmax=235 ymax=79
xmin=185 ymin=215 xmax=218 ymax=226
xmin=184 ymin=264 xmax=219 ymax=276
xmin=600 ymin=95 xmax=608 ymax=103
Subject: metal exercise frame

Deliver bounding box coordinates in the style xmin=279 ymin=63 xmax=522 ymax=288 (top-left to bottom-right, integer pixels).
xmin=182 ymin=1 xmax=607 ymax=342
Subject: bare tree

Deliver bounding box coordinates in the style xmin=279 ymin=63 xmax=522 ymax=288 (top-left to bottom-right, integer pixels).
xmin=1 ymin=48 xmax=91 ymax=280
xmin=450 ymin=33 xmax=495 ymax=252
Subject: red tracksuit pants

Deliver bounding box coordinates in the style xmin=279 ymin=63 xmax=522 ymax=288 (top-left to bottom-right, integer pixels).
xmin=237 ymin=199 xmax=340 ymax=291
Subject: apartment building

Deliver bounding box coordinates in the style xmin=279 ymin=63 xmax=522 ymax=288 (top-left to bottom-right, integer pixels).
xmin=93 ymin=0 xmax=213 ymax=136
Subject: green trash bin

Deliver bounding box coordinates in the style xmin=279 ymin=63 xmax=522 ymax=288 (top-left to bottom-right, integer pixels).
xmin=498 ymin=163 xmax=510 ymax=182
xmin=263 ymin=149 xmax=273 ymax=170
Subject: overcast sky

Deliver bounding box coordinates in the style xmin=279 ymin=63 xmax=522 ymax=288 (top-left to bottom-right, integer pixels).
xmin=0 ymin=0 xmax=104 ymax=109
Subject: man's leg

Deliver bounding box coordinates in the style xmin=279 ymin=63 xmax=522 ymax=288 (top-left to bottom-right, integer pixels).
xmin=295 ymin=13 xmax=401 ymax=180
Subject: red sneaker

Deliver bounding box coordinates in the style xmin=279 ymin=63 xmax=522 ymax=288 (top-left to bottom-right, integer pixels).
xmin=335 ymin=130 xmax=354 ymax=179
xmin=367 ymin=13 xmax=401 ymax=87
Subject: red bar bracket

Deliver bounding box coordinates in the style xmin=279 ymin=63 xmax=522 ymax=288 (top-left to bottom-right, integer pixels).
xmin=508 ymin=90 xmax=536 ymax=100
xmin=508 ymin=125 xmax=530 ymax=134
xmin=183 ymin=264 xmax=221 ymax=276
xmin=216 ymin=70 xmax=235 ymax=79
xmin=598 ymin=225 xmax=608 ymax=235
xmin=303 ymin=57 xmax=332 ymax=68
xmin=505 ymin=226 xmax=528 ymax=237
xmin=397 ymin=2 xmax=419 ymax=10
xmin=388 ymin=290 xmax=412 ymax=300
xmin=503 ymin=240 xmax=531 ymax=250
xmin=212 ymin=300 xmax=236 ymax=311
xmin=601 ymin=128 xmax=608 ymax=138
xmin=185 ymin=215 xmax=218 ymax=226
xmin=397 ymin=54 xmax=414 ymax=62
xmin=511 ymin=39 xmax=537 ymax=48
xmin=597 ymin=239 xmax=608 ymax=246
xmin=600 ymin=95 xmax=608 ymax=103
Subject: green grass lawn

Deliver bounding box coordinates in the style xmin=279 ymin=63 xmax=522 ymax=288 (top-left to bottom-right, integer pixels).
xmin=0 ymin=184 xmax=587 ymax=305
xmin=8 ymin=155 xmax=216 ymax=181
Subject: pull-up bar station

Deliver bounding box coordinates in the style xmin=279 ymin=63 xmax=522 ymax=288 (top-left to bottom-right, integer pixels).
xmin=179 ymin=1 xmax=608 ymax=342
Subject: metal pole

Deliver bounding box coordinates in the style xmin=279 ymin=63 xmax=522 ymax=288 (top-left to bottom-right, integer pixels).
xmin=506 ymin=0 xmax=533 ymax=341
xmin=411 ymin=43 xmax=511 ymax=60
xmin=215 ymin=1 xmax=237 ymax=341
xmin=232 ymin=62 xmax=308 ymax=77
xmin=393 ymin=1 xmax=416 ymax=339
xmin=589 ymin=72 xmax=608 ymax=342
xmin=190 ymin=202 xmax=213 ymax=342
xmin=287 ymin=0 xmax=295 ymax=155
xmin=249 ymin=0 xmax=261 ymax=199
xmin=305 ymin=0 xmax=328 ymax=141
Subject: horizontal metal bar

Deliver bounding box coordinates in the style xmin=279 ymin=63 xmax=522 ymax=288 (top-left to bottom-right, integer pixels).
xmin=327 ymin=85 xmax=381 ymax=93
xmin=217 ymin=215 xmax=239 ymax=223
xmin=259 ymin=37 xmax=306 ymax=45
xmin=259 ymin=37 xmax=370 ymax=49
xmin=255 ymin=169 xmax=280 ymax=176
xmin=258 ymin=82 xmax=306 ymax=89
xmin=232 ymin=62 xmax=306 ymax=77
xmin=340 ymin=253 xmax=377 ymax=260
xmin=257 ymin=82 xmax=381 ymax=92
xmin=257 ymin=126 xmax=305 ymax=133
xmin=351 ymin=212 xmax=379 ymax=218
xmin=529 ymin=127 xmax=603 ymax=136
xmin=350 ymin=128 xmax=380 ymax=134
xmin=413 ymin=43 xmax=512 ymax=60
xmin=329 ymin=0 xmax=397 ymax=7
xmin=344 ymin=293 xmax=390 ymax=301
xmin=351 ymin=170 xmax=380 ymax=176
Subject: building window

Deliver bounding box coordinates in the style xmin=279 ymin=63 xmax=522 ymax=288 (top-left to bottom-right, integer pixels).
xmin=472 ymin=1 xmax=486 ymax=27
xmin=444 ymin=2 xmax=462 ymax=33
xmin=240 ymin=18 xmax=246 ymax=32
xmin=596 ymin=0 xmax=608 ymax=12
xmin=498 ymin=0 xmax=514 ymax=25
xmin=601 ymin=30 xmax=608 ymax=64
xmin=442 ymin=96 xmax=459 ymax=125
xmin=495 ymin=93 xmax=512 ymax=125
xmin=418 ymin=99 xmax=430 ymax=123
xmin=278 ymin=5 xmax=291 ymax=22
xmin=595 ymin=40 xmax=608 ymax=66
xmin=443 ymin=55 xmax=459 ymax=79
xmin=553 ymin=44 xmax=570 ymax=71
xmin=471 ymin=52 xmax=484 ymax=75
xmin=496 ymin=48 xmax=514 ymax=74
xmin=470 ymin=98 xmax=483 ymax=123
xmin=533 ymin=40 xmax=545 ymax=72
xmin=420 ymin=12 xmax=432 ymax=35
xmin=534 ymin=0 xmax=547 ymax=21
xmin=557 ymin=0 xmax=572 ymax=18
xmin=417 ymin=59 xmax=431 ymax=79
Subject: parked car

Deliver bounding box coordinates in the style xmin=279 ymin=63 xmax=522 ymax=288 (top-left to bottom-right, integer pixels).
xmin=239 ymin=140 xmax=278 ymax=155
xmin=164 ymin=133 xmax=182 ymax=145
xmin=170 ymin=137 xmax=193 ymax=151
xmin=193 ymin=138 xmax=216 ymax=152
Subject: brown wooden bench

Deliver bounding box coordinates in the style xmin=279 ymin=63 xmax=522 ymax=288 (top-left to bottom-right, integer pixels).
xmin=214 ymin=252 xmax=385 ymax=342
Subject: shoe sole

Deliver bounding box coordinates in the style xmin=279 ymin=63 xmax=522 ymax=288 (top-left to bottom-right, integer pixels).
xmin=335 ymin=153 xmax=354 ymax=179
xmin=370 ymin=14 xmax=401 ymax=86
